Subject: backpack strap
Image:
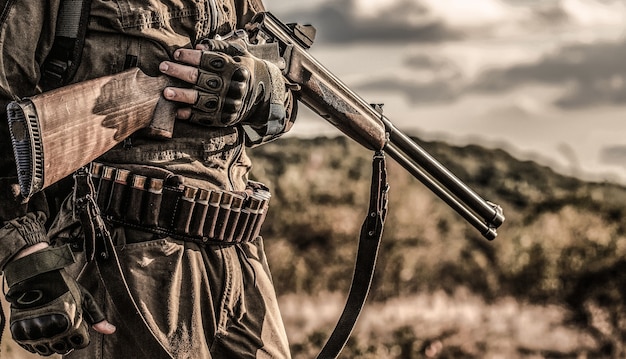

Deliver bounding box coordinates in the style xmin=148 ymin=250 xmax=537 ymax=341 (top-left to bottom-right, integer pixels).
xmin=40 ymin=0 xmax=92 ymax=91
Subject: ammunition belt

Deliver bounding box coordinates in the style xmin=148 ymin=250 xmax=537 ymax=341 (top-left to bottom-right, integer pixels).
xmin=88 ymin=162 xmax=271 ymax=244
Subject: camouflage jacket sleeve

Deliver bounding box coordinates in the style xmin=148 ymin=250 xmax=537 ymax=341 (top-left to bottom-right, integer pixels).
xmin=0 ymin=0 xmax=60 ymax=269
xmin=235 ymin=0 xmax=298 ymax=147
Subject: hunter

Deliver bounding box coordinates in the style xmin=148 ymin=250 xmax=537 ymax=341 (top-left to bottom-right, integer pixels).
xmin=0 ymin=0 xmax=296 ymax=357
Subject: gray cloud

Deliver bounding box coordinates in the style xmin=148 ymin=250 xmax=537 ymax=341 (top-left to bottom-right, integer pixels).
xmin=278 ymin=0 xmax=461 ymax=44
xmin=354 ymin=40 xmax=626 ymax=109
xmin=404 ymin=54 xmax=455 ymax=71
xmin=532 ymin=4 xmax=570 ymax=25
xmin=356 ymin=54 xmax=464 ymax=104
xmin=600 ymin=146 xmax=626 ymax=167
xmin=273 ymin=0 xmax=626 ymax=110
xmin=472 ymin=40 xmax=626 ymax=108
xmin=357 ymin=78 xmax=461 ymax=104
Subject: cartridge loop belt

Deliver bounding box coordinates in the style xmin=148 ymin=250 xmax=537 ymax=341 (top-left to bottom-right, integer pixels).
xmin=88 ymin=162 xmax=271 ymax=244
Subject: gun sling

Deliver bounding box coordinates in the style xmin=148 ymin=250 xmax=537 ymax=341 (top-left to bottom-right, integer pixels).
xmin=317 ymin=152 xmax=389 ymax=359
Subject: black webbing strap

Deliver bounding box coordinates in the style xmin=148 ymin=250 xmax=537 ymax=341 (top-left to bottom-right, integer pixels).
xmin=41 ymin=0 xmax=92 ymax=91
xmin=73 ymin=167 xmax=174 ymax=359
xmin=317 ymin=151 xmax=389 ymax=359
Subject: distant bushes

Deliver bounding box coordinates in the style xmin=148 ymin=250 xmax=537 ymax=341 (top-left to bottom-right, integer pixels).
xmin=249 ymin=136 xmax=626 ymax=357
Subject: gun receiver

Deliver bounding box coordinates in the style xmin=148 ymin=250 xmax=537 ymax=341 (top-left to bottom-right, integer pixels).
xmin=246 ymin=12 xmax=504 ymax=240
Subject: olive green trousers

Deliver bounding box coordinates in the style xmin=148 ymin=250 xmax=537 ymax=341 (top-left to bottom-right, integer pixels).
xmin=63 ymin=227 xmax=291 ymax=359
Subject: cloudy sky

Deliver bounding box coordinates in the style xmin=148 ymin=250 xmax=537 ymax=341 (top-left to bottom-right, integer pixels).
xmin=264 ymin=0 xmax=626 ymax=184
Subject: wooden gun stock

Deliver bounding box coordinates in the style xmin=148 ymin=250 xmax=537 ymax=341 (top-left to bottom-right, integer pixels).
xmin=8 ymin=68 xmax=175 ymax=198
xmin=247 ymin=12 xmax=504 ymax=240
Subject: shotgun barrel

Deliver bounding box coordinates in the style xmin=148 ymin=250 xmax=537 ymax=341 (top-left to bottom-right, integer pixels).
xmin=247 ymin=12 xmax=504 ymax=240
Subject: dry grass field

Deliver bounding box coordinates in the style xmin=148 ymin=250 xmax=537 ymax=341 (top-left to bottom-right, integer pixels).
xmin=280 ymin=291 xmax=597 ymax=359
xmin=0 ymin=292 xmax=598 ymax=359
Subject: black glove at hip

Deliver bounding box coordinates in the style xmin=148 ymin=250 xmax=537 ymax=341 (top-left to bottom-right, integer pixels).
xmin=4 ymin=245 xmax=105 ymax=356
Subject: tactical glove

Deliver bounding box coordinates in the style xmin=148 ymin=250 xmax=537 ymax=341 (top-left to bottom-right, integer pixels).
xmin=4 ymin=245 xmax=105 ymax=356
xmin=189 ymin=39 xmax=286 ymax=128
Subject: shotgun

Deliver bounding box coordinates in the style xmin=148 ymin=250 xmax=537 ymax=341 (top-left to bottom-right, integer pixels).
xmin=7 ymin=12 xmax=504 ymax=239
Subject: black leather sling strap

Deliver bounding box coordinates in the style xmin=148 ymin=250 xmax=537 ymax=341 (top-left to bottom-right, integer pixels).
xmin=317 ymin=151 xmax=389 ymax=359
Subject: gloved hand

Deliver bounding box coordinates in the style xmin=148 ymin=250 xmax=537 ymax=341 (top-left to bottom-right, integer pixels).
xmin=159 ymin=38 xmax=285 ymax=127
xmin=4 ymin=245 xmax=108 ymax=356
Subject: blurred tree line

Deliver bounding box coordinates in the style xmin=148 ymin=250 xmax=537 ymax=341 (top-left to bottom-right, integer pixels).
xmin=249 ymin=136 xmax=626 ymax=357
